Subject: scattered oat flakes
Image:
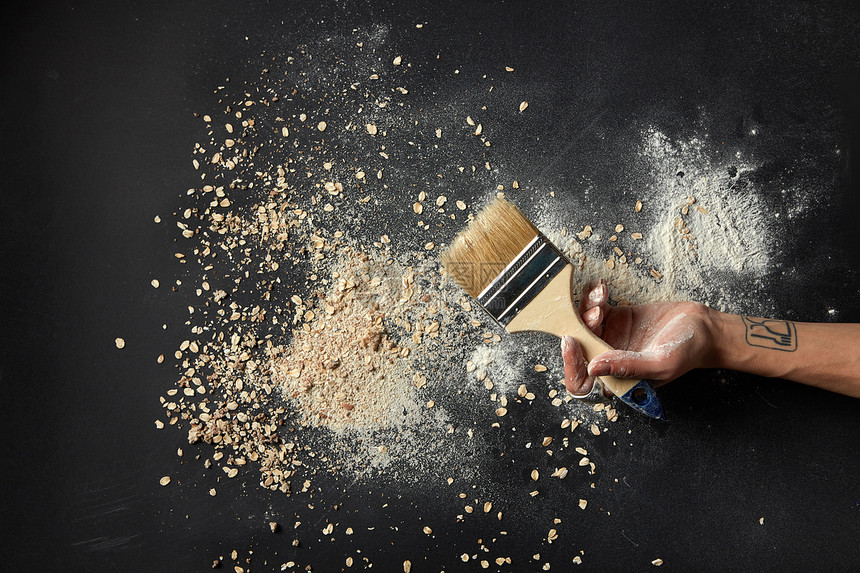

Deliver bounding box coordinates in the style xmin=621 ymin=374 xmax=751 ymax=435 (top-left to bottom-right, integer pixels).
xmin=115 ymin=337 xmax=125 ymax=349
xmin=159 ymin=476 xmax=171 ymax=486
xmin=577 ymin=225 xmax=593 ymax=240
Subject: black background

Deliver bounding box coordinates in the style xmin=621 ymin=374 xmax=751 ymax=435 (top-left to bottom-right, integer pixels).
xmin=2 ymin=1 xmax=859 ymax=571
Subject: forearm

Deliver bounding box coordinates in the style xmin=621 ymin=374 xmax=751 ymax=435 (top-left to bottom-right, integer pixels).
xmin=707 ymin=309 xmax=860 ymax=398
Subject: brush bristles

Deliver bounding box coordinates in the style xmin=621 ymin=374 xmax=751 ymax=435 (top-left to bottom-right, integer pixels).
xmin=440 ymin=197 xmax=540 ymax=298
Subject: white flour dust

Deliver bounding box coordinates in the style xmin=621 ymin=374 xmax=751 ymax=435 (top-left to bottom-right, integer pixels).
xmin=533 ymin=126 xmax=779 ymax=313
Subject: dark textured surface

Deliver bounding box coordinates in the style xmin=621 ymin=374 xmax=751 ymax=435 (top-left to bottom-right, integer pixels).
xmin=2 ymin=1 xmax=859 ymax=571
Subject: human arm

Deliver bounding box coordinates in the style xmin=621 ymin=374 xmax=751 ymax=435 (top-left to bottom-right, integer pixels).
xmin=561 ymin=280 xmax=860 ymax=399
xmin=708 ymin=312 xmax=860 ymax=398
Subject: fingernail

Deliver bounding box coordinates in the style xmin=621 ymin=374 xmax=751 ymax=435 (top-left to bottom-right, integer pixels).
xmin=587 ymin=360 xmax=608 ymax=377
xmin=561 ymin=335 xmax=574 ymax=351
xmin=587 ymin=285 xmax=604 ymax=303
xmin=584 ymin=306 xmax=601 ymax=323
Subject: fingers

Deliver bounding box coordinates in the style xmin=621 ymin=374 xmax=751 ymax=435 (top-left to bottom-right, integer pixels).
xmin=562 ymin=335 xmax=612 ymax=397
xmin=582 ymin=306 xmax=604 ymax=334
xmin=579 ymin=279 xmax=609 ymax=336
xmin=579 ymin=279 xmax=608 ymax=312
xmin=587 ymin=349 xmax=670 ymax=383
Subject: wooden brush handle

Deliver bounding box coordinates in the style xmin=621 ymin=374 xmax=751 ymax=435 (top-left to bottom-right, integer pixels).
xmin=505 ymin=265 xmax=638 ymax=397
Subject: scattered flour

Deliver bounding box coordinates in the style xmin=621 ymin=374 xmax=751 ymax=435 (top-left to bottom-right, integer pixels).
xmin=533 ymin=126 xmax=778 ymax=313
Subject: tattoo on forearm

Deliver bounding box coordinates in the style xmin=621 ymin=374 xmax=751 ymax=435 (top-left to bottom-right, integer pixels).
xmin=741 ymin=316 xmax=797 ymax=351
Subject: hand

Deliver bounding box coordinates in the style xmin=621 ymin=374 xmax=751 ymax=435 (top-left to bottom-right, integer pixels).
xmin=561 ymin=279 xmax=718 ymax=397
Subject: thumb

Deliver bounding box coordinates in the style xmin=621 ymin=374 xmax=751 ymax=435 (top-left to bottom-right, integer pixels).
xmin=586 ymin=349 xmax=665 ymax=380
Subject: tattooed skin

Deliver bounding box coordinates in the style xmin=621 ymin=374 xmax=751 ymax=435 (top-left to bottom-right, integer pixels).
xmin=741 ymin=316 xmax=797 ymax=352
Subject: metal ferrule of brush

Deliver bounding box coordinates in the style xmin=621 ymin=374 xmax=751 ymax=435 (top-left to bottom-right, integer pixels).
xmin=477 ymin=234 xmax=568 ymax=328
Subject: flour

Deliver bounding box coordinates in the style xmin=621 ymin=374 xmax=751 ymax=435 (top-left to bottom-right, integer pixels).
xmin=532 ymin=126 xmax=778 ymax=315
xmin=467 ymin=336 xmax=557 ymax=396
xmin=640 ymin=129 xmax=770 ymax=284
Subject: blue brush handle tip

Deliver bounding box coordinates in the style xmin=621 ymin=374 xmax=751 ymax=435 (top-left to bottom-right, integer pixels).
xmin=618 ymin=379 xmax=664 ymax=420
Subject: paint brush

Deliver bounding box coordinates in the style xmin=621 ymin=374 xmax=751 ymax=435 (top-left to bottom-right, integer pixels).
xmin=441 ymin=197 xmax=664 ymax=419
